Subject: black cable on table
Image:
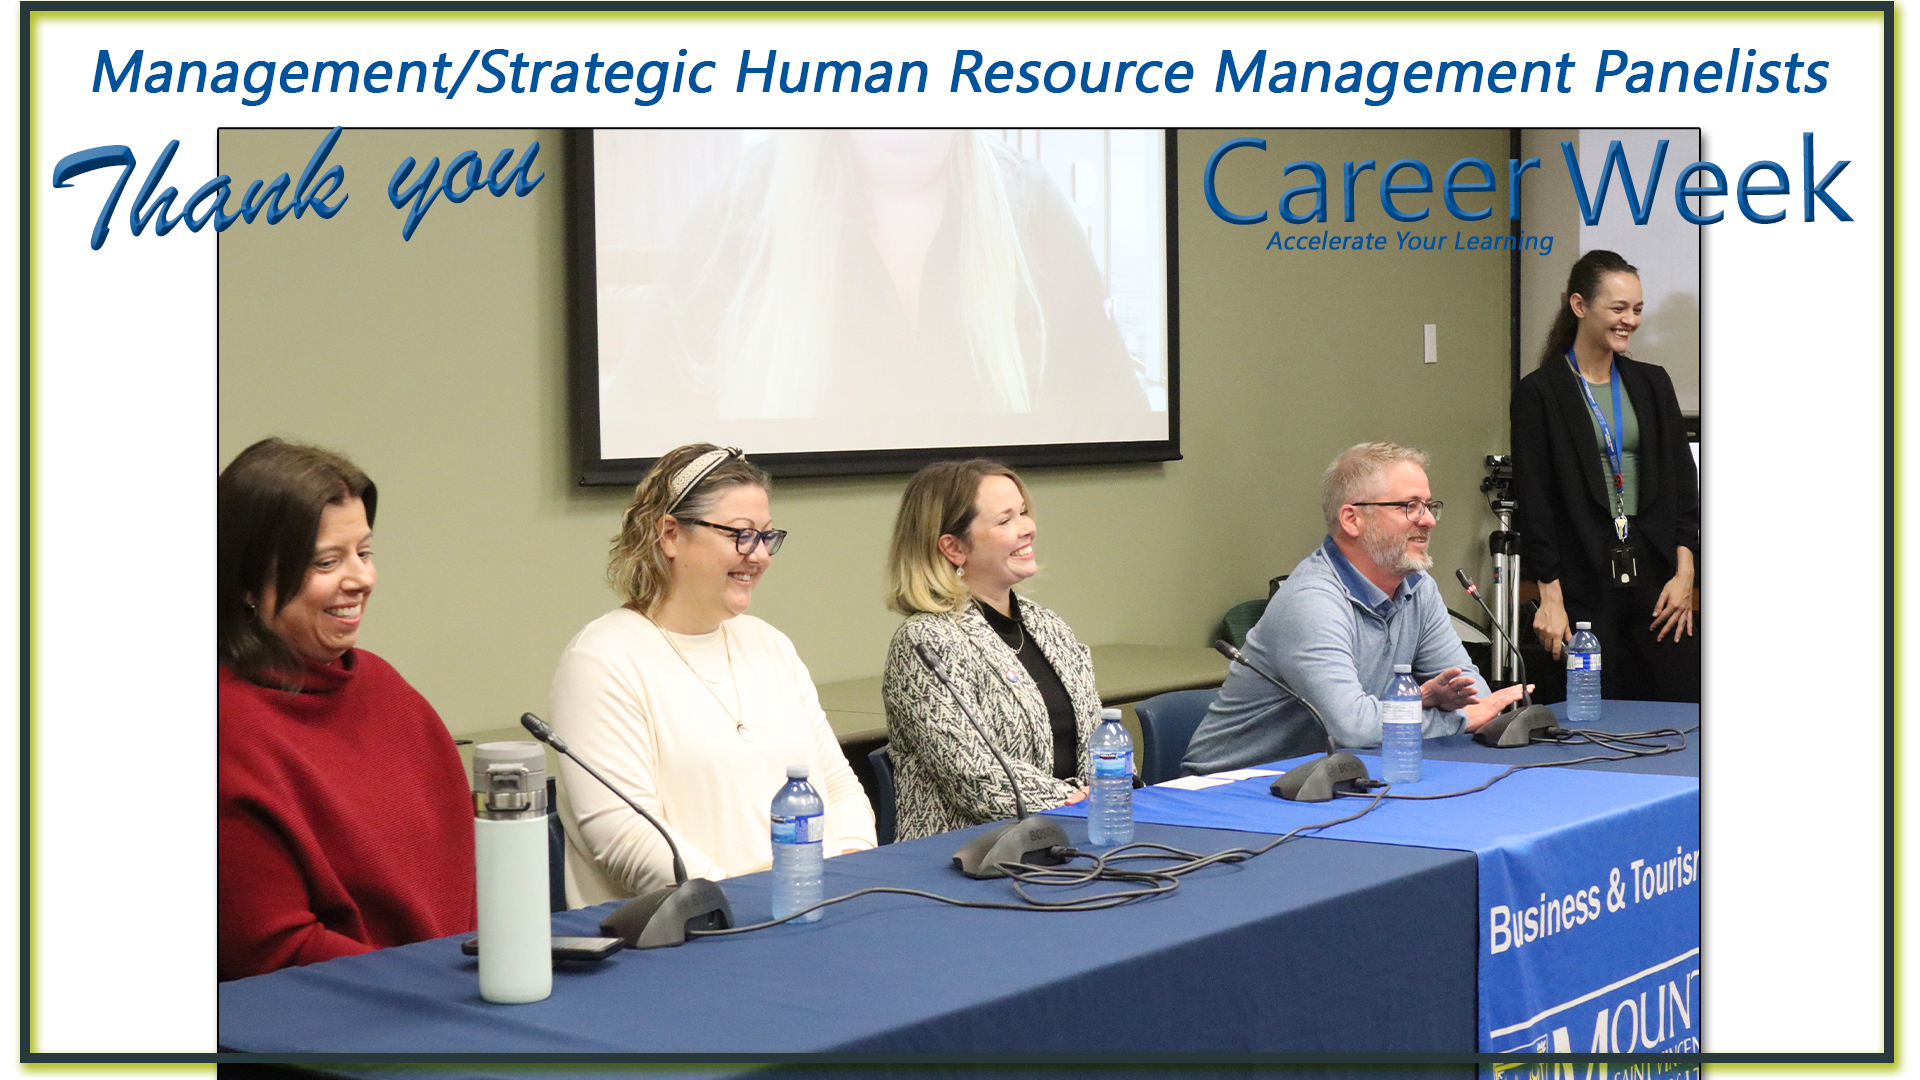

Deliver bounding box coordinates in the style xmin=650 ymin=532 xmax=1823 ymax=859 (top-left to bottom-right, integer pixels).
xmin=693 ymin=724 xmax=1696 ymax=939
xmin=687 ymin=789 xmax=1394 ymax=938
xmin=1340 ymin=724 xmax=1696 ymax=802
xmin=686 ymin=877 xmax=1177 ymax=938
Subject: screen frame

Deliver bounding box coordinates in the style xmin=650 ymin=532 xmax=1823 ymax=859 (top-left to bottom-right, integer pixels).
xmin=567 ymin=127 xmax=1183 ymax=484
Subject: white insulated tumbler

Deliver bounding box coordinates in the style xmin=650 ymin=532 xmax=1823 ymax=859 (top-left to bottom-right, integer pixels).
xmin=472 ymin=741 xmax=552 ymax=1004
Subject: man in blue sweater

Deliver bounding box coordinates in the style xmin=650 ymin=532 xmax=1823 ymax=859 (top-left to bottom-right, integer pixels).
xmin=1183 ymin=441 xmax=1527 ymax=774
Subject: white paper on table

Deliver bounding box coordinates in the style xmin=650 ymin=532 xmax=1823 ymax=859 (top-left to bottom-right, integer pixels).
xmin=1154 ymin=775 xmax=1236 ymax=791
xmin=1211 ymin=768 xmax=1283 ymax=781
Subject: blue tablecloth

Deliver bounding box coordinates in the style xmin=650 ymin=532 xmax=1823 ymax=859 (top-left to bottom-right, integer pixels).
xmin=1052 ymin=700 xmax=1701 ymax=1058
xmin=219 ymin=820 xmax=1478 ymax=1058
xmin=1423 ymin=700 xmax=1698 ymax=776
xmin=1051 ymin=759 xmax=1696 ymax=857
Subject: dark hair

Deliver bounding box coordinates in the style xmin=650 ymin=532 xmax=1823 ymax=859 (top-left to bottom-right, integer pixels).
xmin=1540 ymin=249 xmax=1639 ymax=366
xmin=218 ymin=438 xmax=377 ymax=685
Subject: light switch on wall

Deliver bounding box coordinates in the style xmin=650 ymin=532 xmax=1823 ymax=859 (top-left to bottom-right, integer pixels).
xmin=1423 ymin=324 xmax=1438 ymax=364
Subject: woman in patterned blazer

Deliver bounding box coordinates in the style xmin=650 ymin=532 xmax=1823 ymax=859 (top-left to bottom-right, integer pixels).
xmin=882 ymin=460 xmax=1102 ymax=841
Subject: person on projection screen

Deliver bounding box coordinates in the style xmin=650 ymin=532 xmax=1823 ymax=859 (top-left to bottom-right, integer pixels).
xmin=600 ymin=130 xmax=1148 ymax=436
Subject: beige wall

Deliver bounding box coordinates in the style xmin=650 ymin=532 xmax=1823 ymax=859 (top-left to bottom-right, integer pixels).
xmin=1521 ymin=128 xmax=1584 ymax=375
xmin=219 ymin=127 xmax=1515 ymax=736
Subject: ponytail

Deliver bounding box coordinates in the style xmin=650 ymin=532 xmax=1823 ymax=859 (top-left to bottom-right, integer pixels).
xmin=1540 ymin=249 xmax=1639 ymax=366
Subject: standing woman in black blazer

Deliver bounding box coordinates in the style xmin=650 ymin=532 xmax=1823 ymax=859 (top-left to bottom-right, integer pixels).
xmin=1512 ymin=250 xmax=1700 ymax=702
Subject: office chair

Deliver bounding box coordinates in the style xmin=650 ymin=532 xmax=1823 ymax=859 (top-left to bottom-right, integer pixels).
xmin=1221 ymin=576 xmax=1287 ymax=647
xmin=546 ymin=776 xmax=566 ymax=912
xmin=1221 ymin=599 xmax=1267 ymax=649
xmin=1134 ymin=688 xmax=1219 ymax=785
xmin=867 ymin=745 xmax=897 ymax=846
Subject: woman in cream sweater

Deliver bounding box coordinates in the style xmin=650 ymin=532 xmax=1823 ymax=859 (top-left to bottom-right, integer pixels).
xmin=550 ymin=444 xmax=875 ymax=905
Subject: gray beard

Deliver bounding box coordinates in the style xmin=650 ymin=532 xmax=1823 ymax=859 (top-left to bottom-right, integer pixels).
xmin=1361 ymin=520 xmax=1434 ymax=576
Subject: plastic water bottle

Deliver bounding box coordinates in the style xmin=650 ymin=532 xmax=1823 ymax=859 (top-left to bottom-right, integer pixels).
xmin=1380 ymin=664 xmax=1423 ymax=785
xmin=1567 ymin=621 xmax=1603 ymax=724
xmin=1086 ymin=707 xmax=1134 ymax=847
xmin=471 ymin=741 xmax=552 ymax=1004
xmin=770 ymin=765 xmax=825 ymax=923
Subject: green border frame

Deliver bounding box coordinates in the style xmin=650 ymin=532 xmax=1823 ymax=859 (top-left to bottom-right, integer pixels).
xmin=16 ymin=0 xmax=1895 ymax=1068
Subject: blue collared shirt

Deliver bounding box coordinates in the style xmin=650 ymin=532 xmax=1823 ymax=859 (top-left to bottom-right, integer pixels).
xmin=1183 ymin=537 xmax=1489 ymax=774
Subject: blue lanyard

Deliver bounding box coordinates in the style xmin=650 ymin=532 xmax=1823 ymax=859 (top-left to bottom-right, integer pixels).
xmin=1567 ymin=352 xmax=1630 ymax=540
xmin=1566 ymin=352 xmax=1625 ymax=488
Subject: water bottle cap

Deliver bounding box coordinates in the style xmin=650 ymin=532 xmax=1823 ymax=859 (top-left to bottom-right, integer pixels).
xmin=472 ymin=741 xmax=548 ymax=817
xmin=1575 ymin=621 xmax=1592 ymax=630
xmin=1101 ymin=707 xmax=1122 ymax=722
xmin=471 ymin=741 xmax=546 ymax=793
xmin=786 ymin=764 xmax=809 ymax=779
xmin=1393 ymin=663 xmax=1412 ymax=674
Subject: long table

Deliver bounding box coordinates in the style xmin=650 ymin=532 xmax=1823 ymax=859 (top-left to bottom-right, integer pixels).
xmin=220 ymin=823 xmax=1479 ymax=1057
xmin=217 ymin=703 xmax=1698 ymax=1063
xmin=1424 ymin=700 xmax=1698 ymax=776
xmin=1047 ymin=701 xmax=1701 ymax=1059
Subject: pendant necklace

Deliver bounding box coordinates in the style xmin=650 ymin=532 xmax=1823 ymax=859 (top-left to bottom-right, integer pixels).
xmin=651 ymin=616 xmax=753 ymax=742
xmin=977 ymin=599 xmax=1026 ymax=685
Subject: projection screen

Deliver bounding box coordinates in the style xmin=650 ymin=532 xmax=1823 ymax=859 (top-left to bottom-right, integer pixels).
xmin=571 ymin=128 xmax=1177 ymax=482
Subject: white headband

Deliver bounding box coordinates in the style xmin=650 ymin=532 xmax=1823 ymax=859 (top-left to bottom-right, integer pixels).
xmin=665 ymin=446 xmax=744 ymax=513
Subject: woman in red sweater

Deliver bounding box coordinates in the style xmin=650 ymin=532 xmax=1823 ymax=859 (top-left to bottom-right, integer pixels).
xmin=217 ymin=438 xmax=475 ymax=980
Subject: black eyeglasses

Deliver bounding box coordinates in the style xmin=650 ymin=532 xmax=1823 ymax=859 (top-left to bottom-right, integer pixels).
xmin=682 ymin=518 xmax=788 ymax=555
xmin=1350 ymin=499 xmax=1445 ymax=523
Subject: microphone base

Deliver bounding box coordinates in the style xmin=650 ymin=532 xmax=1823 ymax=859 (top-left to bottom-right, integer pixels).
xmin=1270 ymin=752 xmax=1370 ymax=802
xmin=952 ymin=816 xmax=1073 ymax=879
xmin=1472 ymin=703 xmax=1561 ymax=748
xmin=600 ymin=878 xmax=733 ymax=949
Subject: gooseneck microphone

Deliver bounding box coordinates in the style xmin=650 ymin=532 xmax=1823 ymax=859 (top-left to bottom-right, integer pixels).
xmin=1211 ymin=640 xmax=1369 ymax=803
xmin=913 ymin=643 xmax=1072 ymax=879
xmin=1452 ymin=571 xmax=1560 ymax=747
xmin=1212 ymin=639 xmax=1337 ymax=754
xmin=519 ymin=712 xmax=733 ymax=948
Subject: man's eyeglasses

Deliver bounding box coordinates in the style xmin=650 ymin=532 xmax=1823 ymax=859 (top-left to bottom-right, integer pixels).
xmin=681 ymin=518 xmax=788 ymax=555
xmin=1350 ymin=499 xmax=1445 ymax=523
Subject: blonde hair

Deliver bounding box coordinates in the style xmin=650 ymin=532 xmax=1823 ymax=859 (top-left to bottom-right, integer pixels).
xmin=710 ymin=131 xmax=1043 ymax=418
xmin=608 ymin=443 xmax=771 ymax=613
xmin=1321 ymin=442 xmax=1430 ymax=532
xmin=887 ymin=460 xmax=1030 ymax=615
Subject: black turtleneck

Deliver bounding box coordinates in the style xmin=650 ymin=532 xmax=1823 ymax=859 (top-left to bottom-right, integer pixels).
xmin=978 ymin=594 xmax=1077 ymax=779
